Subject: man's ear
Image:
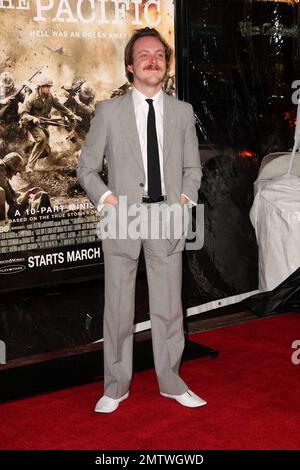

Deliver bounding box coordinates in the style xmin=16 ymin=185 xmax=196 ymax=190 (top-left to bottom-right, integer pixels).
xmin=127 ymin=64 xmax=134 ymax=74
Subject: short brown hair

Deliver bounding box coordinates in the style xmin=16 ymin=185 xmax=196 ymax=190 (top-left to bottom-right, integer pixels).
xmin=124 ymin=27 xmax=172 ymax=83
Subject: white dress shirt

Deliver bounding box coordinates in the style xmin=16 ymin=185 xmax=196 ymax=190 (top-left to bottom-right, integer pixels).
xmin=132 ymin=87 xmax=166 ymax=196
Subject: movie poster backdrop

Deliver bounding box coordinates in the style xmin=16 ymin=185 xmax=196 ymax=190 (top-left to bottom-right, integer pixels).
xmin=0 ymin=0 xmax=175 ymax=291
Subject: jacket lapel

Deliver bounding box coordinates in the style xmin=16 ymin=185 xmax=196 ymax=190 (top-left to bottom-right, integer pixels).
xmin=119 ymin=91 xmax=144 ymax=173
xmin=163 ymin=92 xmax=177 ymax=166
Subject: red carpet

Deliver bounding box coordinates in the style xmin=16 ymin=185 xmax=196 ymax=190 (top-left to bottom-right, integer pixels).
xmin=1 ymin=313 xmax=300 ymax=450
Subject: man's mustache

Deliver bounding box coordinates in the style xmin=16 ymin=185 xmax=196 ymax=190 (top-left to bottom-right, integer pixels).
xmin=143 ymin=65 xmax=162 ymax=71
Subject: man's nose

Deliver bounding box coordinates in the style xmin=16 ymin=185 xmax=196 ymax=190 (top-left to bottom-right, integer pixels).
xmin=149 ymin=55 xmax=157 ymax=65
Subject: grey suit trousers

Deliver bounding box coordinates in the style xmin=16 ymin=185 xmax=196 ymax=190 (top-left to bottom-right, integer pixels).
xmin=103 ymin=237 xmax=188 ymax=398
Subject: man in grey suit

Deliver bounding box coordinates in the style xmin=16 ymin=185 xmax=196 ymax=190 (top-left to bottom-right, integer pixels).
xmin=77 ymin=27 xmax=206 ymax=413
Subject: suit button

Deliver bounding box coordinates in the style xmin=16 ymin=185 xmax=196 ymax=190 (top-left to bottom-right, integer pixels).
xmin=139 ymin=183 xmax=144 ymax=187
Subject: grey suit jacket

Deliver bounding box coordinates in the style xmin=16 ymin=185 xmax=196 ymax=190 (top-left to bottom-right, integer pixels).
xmin=77 ymin=90 xmax=202 ymax=257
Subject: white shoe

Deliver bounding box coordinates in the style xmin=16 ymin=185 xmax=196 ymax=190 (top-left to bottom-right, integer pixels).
xmin=160 ymin=389 xmax=207 ymax=408
xmin=94 ymin=391 xmax=129 ymax=413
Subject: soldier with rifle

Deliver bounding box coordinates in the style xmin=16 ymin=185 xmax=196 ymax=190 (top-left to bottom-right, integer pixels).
xmin=0 ymin=67 xmax=43 ymax=123
xmin=62 ymin=80 xmax=86 ymax=108
xmin=0 ymin=70 xmax=39 ymax=144
xmin=63 ymin=80 xmax=95 ymax=139
xmin=0 ymin=72 xmax=20 ymax=124
xmin=20 ymin=75 xmax=81 ymax=172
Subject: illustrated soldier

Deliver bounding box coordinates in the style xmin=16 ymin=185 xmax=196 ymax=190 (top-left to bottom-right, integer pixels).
xmin=0 ymin=72 xmax=18 ymax=118
xmin=19 ymin=75 xmax=81 ymax=172
xmin=0 ymin=72 xmax=27 ymax=142
xmin=64 ymin=82 xmax=96 ymax=139
xmin=0 ymin=152 xmax=51 ymax=222
xmin=110 ymin=82 xmax=133 ymax=98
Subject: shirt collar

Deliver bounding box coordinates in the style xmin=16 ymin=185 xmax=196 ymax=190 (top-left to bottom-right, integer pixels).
xmin=132 ymin=87 xmax=163 ymax=109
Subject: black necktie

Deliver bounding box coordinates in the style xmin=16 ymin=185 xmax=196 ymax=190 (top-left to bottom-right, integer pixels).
xmin=146 ymin=98 xmax=162 ymax=202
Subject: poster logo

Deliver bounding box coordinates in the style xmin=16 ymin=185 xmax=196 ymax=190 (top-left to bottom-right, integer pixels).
xmin=0 ymin=265 xmax=26 ymax=274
